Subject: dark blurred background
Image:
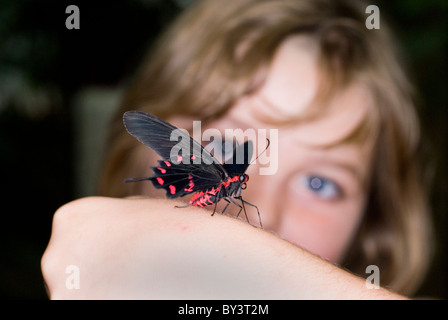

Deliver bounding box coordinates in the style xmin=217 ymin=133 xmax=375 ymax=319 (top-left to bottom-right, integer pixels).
xmin=0 ymin=0 xmax=446 ymax=299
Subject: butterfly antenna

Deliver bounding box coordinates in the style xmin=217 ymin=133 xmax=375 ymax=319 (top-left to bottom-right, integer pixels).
xmin=249 ymin=138 xmax=270 ymax=165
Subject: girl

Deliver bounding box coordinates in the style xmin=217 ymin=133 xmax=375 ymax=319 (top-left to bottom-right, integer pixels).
xmin=42 ymin=0 xmax=432 ymax=299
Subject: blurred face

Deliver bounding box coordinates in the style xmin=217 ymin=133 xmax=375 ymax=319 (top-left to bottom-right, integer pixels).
xmin=143 ymin=35 xmax=375 ymax=263
xmin=226 ymin=36 xmax=375 ymax=263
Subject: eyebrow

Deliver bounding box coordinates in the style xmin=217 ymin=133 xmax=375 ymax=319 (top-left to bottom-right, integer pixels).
xmin=298 ymin=141 xmax=369 ymax=189
xmin=317 ymin=158 xmax=367 ymax=190
xmin=336 ymin=162 xmax=363 ymax=184
xmin=230 ymin=97 xmax=371 ymax=188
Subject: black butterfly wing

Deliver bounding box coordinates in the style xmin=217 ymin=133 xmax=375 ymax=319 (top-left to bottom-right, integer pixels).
xmin=222 ymin=141 xmax=253 ymax=177
xmin=123 ymin=111 xmax=228 ymax=197
xmin=147 ymin=160 xmax=226 ymax=199
xmin=124 ymin=111 xmax=203 ymax=161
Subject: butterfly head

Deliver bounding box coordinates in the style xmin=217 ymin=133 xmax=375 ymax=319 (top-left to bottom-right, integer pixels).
xmin=239 ymin=174 xmax=249 ymax=190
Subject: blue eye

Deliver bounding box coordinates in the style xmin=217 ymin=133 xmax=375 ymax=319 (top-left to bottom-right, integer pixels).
xmin=205 ymin=139 xmax=234 ymax=162
xmin=301 ymin=176 xmax=341 ymax=200
xmin=222 ymin=141 xmax=234 ymax=161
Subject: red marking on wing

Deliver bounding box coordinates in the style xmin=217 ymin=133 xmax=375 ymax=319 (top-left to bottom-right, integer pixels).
xmin=177 ymin=155 xmax=183 ymax=162
xmin=158 ymin=167 xmax=166 ymax=174
xmin=184 ymin=179 xmax=194 ymax=192
xmin=164 ymin=161 xmax=171 ymax=167
xmin=191 ymin=155 xmax=196 ymax=160
xmin=169 ymin=185 xmax=176 ymax=195
xmin=184 ymin=174 xmax=195 ymax=192
xmin=156 ymin=177 xmax=164 ymax=185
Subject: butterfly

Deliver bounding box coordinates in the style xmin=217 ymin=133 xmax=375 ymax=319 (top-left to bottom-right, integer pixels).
xmin=122 ymin=111 xmax=264 ymax=227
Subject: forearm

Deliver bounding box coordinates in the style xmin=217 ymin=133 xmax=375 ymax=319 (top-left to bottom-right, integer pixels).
xmin=41 ymin=197 xmax=406 ymax=299
xmin=147 ymin=204 xmax=404 ymax=300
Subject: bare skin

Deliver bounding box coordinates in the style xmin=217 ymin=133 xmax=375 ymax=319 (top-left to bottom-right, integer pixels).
xmin=42 ymin=35 xmax=407 ymax=299
xmin=41 ymin=197 xmax=405 ymax=299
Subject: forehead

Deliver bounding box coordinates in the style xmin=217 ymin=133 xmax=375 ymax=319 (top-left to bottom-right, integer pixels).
xmin=229 ymin=35 xmax=376 ymax=147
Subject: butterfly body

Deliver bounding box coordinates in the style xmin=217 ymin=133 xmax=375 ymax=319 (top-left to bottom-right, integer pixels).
xmin=149 ymin=156 xmax=249 ymax=208
xmin=188 ymin=174 xmax=247 ymax=207
xmin=123 ymin=111 xmax=262 ymax=227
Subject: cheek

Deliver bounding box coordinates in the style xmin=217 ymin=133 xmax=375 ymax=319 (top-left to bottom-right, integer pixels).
xmin=277 ymin=196 xmax=365 ymax=263
xmin=238 ymin=162 xmax=365 ymax=263
xmin=240 ymin=175 xmax=364 ymax=263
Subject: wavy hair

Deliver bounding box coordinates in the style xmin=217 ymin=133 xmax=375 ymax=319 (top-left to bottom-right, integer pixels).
xmin=98 ymin=0 xmax=432 ymax=295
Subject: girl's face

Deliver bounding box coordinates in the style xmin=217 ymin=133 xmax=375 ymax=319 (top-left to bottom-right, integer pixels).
xmin=144 ymin=36 xmax=375 ymax=263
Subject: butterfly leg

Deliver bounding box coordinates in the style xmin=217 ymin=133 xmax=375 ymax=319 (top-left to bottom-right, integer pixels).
xmin=228 ymin=196 xmax=249 ymax=224
xmin=238 ymin=197 xmax=263 ymax=229
xmin=211 ymin=201 xmax=218 ymax=216
xmin=220 ymin=198 xmax=231 ymax=215
xmin=175 ymin=203 xmax=191 ymax=208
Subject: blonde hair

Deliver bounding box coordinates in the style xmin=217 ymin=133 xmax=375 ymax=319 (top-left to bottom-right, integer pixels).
xmin=99 ymin=0 xmax=432 ymax=295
